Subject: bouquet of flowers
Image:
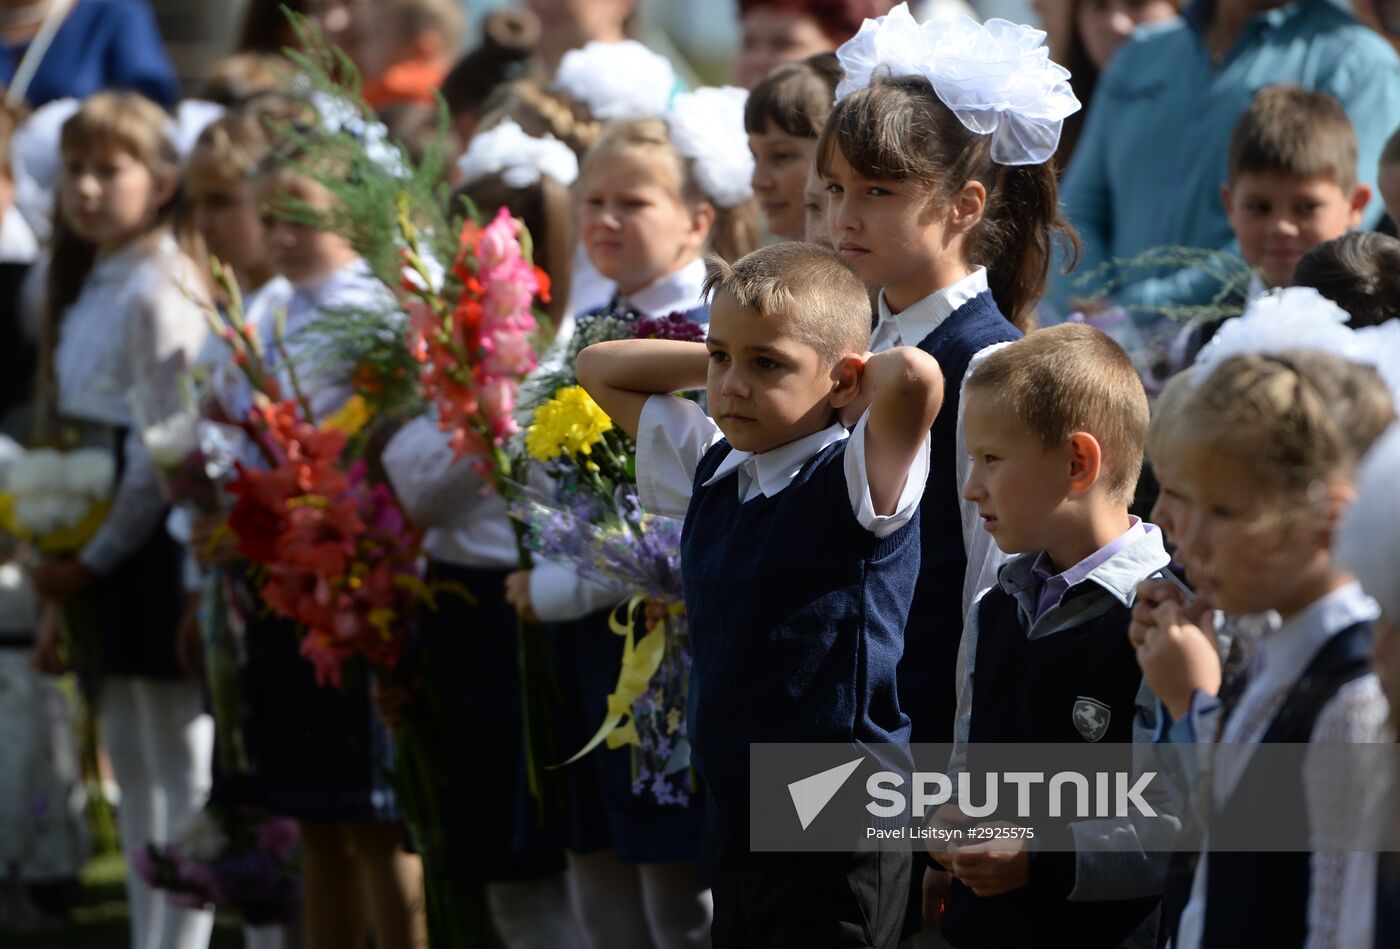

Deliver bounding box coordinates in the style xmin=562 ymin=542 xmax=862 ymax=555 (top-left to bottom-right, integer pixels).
xmin=520 ymin=310 xmax=705 ymax=415
xmin=0 ymin=445 xmax=115 ymax=682
xmin=515 ymin=384 xmax=695 ymax=805
xmin=246 ymin=15 xmax=555 ymax=942
xmin=0 ymin=447 xmax=113 ymax=558
xmin=133 ymin=805 xmax=302 ymax=926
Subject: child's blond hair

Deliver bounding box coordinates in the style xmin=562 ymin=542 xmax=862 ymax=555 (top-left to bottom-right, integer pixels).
xmin=966 ymin=323 xmax=1150 ymax=503
xmin=701 ymin=243 xmax=870 ymax=363
xmin=582 ymin=118 xmax=761 ymax=264
xmin=1185 ymin=351 xmax=1394 ymax=511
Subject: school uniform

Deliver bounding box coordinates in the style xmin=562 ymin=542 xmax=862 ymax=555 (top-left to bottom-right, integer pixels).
xmin=942 ymin=520 xmax=1173 ymax=949
xmin=867 ymin=267 xmax=1019 ymax=745
xmin=637 ymin=395 xmax=930 ymax=947
xmin=382 ymin=415 xmax=566 ymax=882
xmin=1163 ymin=582 xmax=1388 ymax=949
xmin=55 ymin=235 xmax=209 ymax=680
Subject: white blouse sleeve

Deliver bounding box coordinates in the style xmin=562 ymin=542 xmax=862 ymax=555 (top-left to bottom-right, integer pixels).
xmin=80 ymin=268 xmax=209 ymax=575
xmin=843 ymin=408 xmax=929 ymax=538
xmin=957 ymin=343 xmax=1012 ymax=618
xmin=635 ymin=395 xmax=723 ymax=519
xmin=381 ymin=415 xmax=490 ymax=529
xmin=1303 ymin=675 xmax=1390 ymax=949
xmin=528 ymin=559 xmax=623 ymax=623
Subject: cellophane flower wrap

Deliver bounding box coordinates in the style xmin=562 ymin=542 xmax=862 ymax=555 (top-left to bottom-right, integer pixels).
xmin=513 ymin=307 xmax=709 ymax=805
xmin=133 ymin=805 xmax=302 ymax=926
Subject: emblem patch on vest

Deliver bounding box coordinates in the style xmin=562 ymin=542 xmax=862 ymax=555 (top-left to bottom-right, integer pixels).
xmin=1072 ymin=696 xmax=1112 ymax=742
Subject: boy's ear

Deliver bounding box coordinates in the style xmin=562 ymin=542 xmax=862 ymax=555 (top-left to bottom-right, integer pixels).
xmin=1066 ymin=431 xmax=1104 ymax=495
xmin=1220 ymin=182 xmax=1234 ymax=215
xmin=827 ymin=352 xmax=864 ymax=409
xmin=152 ymin=169 xmax=179 ymax=210
xmin=1348 ymin=182 xmax=1373 ymax=227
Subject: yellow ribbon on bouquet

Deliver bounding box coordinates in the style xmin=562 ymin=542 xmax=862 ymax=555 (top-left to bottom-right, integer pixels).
xmin=556 ymin=595 xmax=679 ymax=766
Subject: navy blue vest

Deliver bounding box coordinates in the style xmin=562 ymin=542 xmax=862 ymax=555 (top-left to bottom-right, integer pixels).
xmin=680 ymin=438 xmax=919 ymax=840
xmin=941 ymin=584 xmax=1161 ymax=948
xmin=1201 ymin=621 xmax=1373 ymax=948
xmin=902 ymin=291 xmax=1021 ymax=743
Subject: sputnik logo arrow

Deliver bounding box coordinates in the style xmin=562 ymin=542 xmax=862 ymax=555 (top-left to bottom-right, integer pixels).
xmin=787 ymin=757 xmax=864 ymax=830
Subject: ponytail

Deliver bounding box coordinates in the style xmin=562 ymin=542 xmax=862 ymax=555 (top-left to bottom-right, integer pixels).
xmin=978 ymin=162 xmax=1080 ymax=332
xmin=708 ymin=201 xmax=761 ymax=264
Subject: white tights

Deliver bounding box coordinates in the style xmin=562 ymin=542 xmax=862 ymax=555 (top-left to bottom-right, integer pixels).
xmin=566 ymin=850 xmax=711 ymax=949
xmin=101 ymin=676 xmax=214 ymax=949
xmin=487 ymin=875 xmax=582 ymax=948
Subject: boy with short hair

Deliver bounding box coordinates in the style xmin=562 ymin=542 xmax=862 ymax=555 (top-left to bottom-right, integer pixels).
xmin=1223 ymin=85 xmax=1369 ymax=295
xmin=577 ymin=241 xmax=944 ymax=948
xmin=930 ymin=323 xmax=1172 ymax=949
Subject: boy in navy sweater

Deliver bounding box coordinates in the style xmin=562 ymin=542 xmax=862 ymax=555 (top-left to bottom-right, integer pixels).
xmin=578 ymin=242 xmax=944 ymax=948
xmin=928 ymin=324 xmax=1172 ymax=949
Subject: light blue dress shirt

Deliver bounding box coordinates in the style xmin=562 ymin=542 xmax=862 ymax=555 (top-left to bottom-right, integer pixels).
xmin=1051 ymin=0 xmax=1400 ymax=326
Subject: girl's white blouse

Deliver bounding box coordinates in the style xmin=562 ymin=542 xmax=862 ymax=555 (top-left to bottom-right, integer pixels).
xmin=55 ymin=234 xmax=209 ymax=427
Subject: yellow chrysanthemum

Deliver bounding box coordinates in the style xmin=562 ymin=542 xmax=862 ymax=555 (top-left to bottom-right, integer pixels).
xmin=322 ymin=394 xmax=372 ymax=438
xmin=525 ymin=386 xmax=614 ymax=462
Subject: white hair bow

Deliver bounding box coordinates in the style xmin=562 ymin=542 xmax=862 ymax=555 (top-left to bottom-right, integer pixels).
xmin=553 ymin=40 xmax=676 ymax=120
xmin=836 ymin=4 xmax=1080 ymax=166
xmin=665 ymin=86 xmax=754 ymax=210
xmin=1192 ymin=286 xmax=1400 ymax=404
xmin=457 ymin=119 xmax=579 ymax=188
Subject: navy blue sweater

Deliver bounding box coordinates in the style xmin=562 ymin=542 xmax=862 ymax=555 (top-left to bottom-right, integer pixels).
xmin=680 ymin=438 xmax=920 ymax=841
xmin=902 ymin=291 xmax=1021 ymax=743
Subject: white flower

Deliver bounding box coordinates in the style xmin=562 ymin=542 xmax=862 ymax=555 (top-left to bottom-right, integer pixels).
xmin=456 ymin=119 xmax=579 ymax=189
xmin=552 ymin=40 xmax=676 ymax=120
xmin=835 ymin=5 xmax=1079 ymax=166
xmin=665 ymin=87 xmax=754 ymax=209
xmin=8 ymin=448 xmax=65 ymax=497
xmin=395 ymin=229 xmax=447 ymax=296
xmin=143 ymin=413 xmax=201 ymax=469
xmin=64 ymin=449 xmax=116 ymax=501
xmin=175 ymin=810 xmax=227 ymax=863
xmin=15 ymin=495 xmax=64 ymax=535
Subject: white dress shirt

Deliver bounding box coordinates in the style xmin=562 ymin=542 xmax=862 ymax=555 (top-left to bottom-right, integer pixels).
xmin=1173 ymin=582 xmax=1388 ymax=949
xmin=614 ymin=257 xmax=708 ymax=321
xmin=381 ymin=415 xmax=519 ymax=570
xmin=866 ymin=267 xmax=1008 ymax=617
xmin=635 ymin=395 xmax=929 ymax=538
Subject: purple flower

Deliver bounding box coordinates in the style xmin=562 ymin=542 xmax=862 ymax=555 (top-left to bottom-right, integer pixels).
xmin=633 ymin=313 xmax=705 ymax=343
xmin=255 ymin=817 xmax=301 ymax=860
